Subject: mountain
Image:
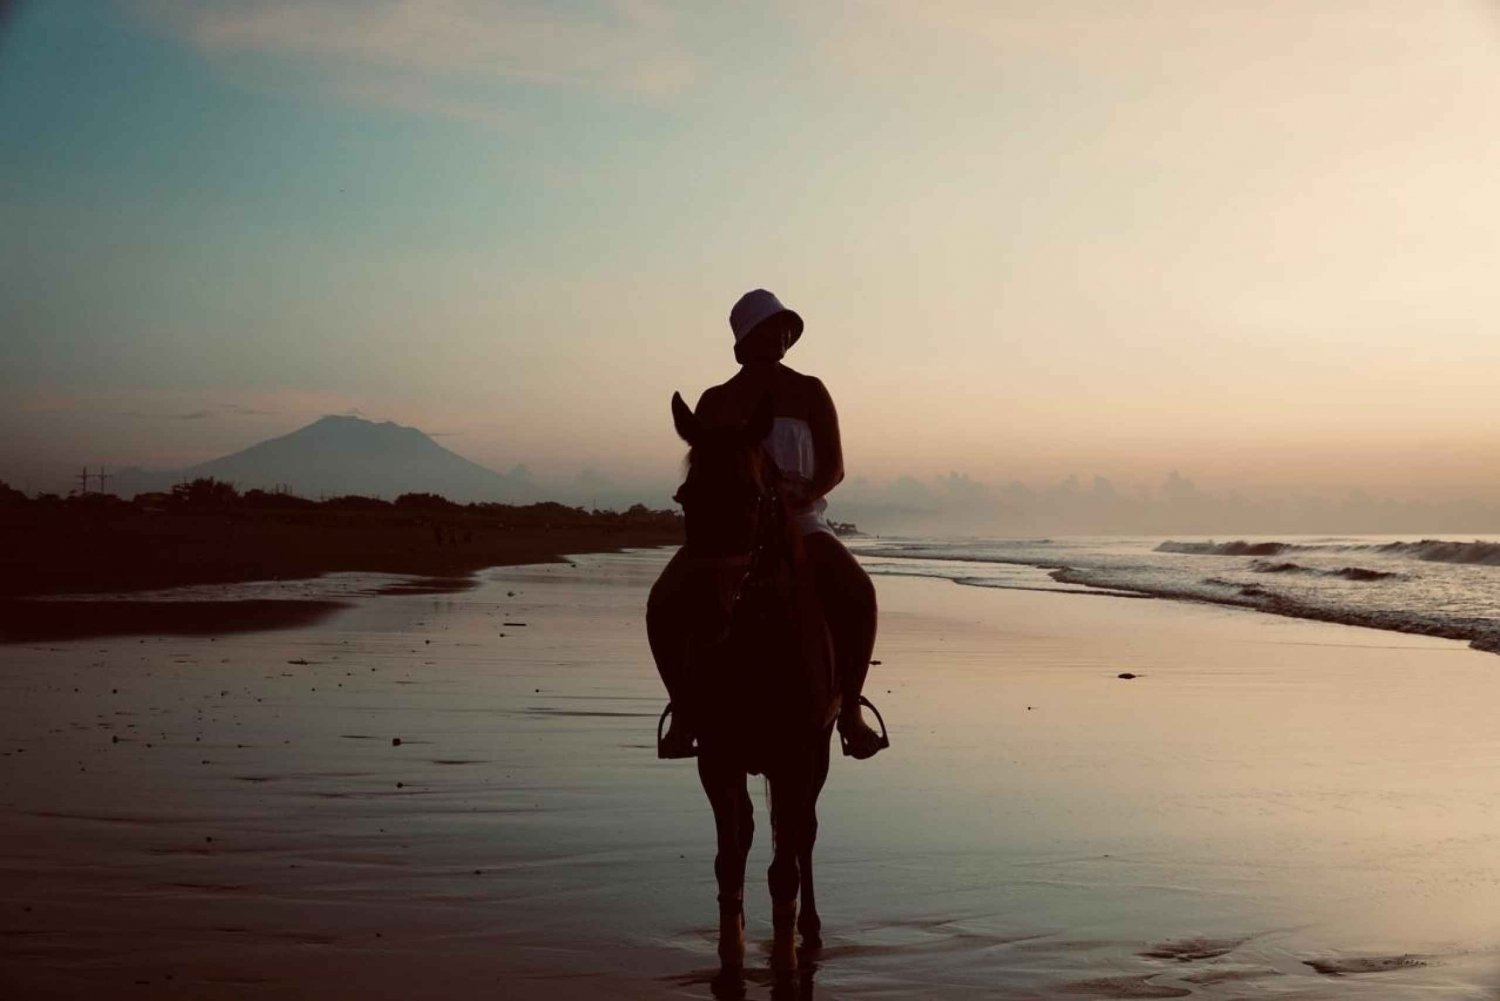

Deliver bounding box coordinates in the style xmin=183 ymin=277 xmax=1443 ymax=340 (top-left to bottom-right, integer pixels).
xmin=110 ymin=415 xmax=539 ymax=503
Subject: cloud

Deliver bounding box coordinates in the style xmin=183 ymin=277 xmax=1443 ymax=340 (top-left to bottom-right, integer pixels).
xmin=135 ymin=0 xmax=699 ymax=122
xmin=216 ymin=403 xmax=280 ymax=416
xmin=119 ymin=403 xmax=281 ymax=421
xmin=124 ymin=409 xmax=211 ymax=421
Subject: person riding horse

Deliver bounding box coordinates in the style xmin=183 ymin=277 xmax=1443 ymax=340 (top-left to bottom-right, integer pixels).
xmin=652 ymin=298 xmax=890 ymax=974
xmin=648 ymin=288 xmax=886 ymax=761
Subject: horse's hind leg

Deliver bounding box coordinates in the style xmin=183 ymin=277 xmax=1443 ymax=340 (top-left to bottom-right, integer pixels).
xmin=798 ymin=724 xmax=835 ymax=950
xmin=698 ymin=753 xmax=752 ymax=970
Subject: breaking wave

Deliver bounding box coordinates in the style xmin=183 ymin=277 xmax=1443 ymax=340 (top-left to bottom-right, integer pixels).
xmin=1156 ymin=540 xmax=1292 ymax=556
xmin=1249 ymin=560 xmax=1399 ymax=581
xmin=1249 ymin=560 xmax=1311 ymax=574
xmin=1373 ymin=540 xmax=1500 ymax=566
xmin=1160 ymin=538 xmax=1500 ymax=567
xmin=1332 ymin=566 xmax=1401 ymax=581
xmin=859 ymin=535 xmax=1500 ymax=659
xmin=1048 ymin=565 xmax=1500 ymax=656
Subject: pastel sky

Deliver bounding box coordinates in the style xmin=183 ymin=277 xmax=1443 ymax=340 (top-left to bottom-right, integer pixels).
xmin=5 ymin=1 xmax=1500 ymax=514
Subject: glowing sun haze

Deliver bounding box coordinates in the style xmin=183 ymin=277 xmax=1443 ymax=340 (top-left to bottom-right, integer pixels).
xmin=4 ymin=1 xmax=1500 ymax=527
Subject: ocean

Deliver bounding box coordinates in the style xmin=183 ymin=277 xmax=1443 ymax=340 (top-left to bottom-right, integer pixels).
xmin=851 ymin=534 xmax=1500 ymax=655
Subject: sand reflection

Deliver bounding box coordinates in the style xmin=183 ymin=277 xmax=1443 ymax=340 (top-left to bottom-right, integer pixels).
xmin=4 ymin=551 xmax=1500 ymax=997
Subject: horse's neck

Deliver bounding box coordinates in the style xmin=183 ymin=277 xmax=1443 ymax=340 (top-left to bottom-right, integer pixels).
xmin=751 ymin=510 xmax=808 ymax=600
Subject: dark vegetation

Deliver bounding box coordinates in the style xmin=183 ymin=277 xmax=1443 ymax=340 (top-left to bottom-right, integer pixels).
xmin=0 ymin=478 xmax=683 ymax=597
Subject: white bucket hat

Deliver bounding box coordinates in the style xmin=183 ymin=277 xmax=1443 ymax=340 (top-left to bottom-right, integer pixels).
xmin=729 ymin=289 xmax=803 ymax=348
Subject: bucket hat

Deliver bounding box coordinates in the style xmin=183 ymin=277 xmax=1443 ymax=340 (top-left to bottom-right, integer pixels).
xmin=729 ymin=289 xmax=803 ymax=349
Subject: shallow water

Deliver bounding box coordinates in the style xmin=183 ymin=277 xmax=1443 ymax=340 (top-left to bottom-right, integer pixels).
xmin=2 ymin=549 xmax=1499 ymax=998
xmin=856 ymin=534 xmax=1500 ymax=654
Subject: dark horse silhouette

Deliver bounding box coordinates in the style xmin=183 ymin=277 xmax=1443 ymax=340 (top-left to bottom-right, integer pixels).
xmin=662 ymin=390 xmax=841 ymax=976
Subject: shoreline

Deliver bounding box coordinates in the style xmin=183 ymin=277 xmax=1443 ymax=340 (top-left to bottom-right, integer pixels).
xmin=0 ymin=497 xmax=682 ymax=642
xmin=0 ymin=539 xmax=676 ymax=643
xmin=0 ymin=509 xmax=680 ymax=642
xmin=0 ymin=497 xmax=683 ymax=599
xmin=856 ymin=537 xmax=1500 ymax=658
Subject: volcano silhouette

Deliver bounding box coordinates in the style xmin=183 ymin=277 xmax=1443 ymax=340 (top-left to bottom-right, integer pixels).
xmin=111 ymin=415 xmax=537 ymax=502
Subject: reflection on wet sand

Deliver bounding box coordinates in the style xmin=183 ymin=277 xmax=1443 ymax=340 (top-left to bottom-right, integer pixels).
xmin=670 ymin=948 xmax=819 ymax=1001
xmin=3 ymin=551 xmax=1500 ymax=998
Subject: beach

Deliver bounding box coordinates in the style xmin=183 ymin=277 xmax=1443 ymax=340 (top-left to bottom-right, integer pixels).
xmin=3 ymin=548 xmax=1499 ymax=999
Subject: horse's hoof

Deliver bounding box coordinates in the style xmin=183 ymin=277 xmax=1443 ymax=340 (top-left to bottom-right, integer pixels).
xmin=717 ymin=910 xmax=745 ymax=969
xmin=710 ymin=966 xmax=746 ymax=999
xmin=770 ymin=933 xmax=798 ymax=975
xmin=798 ymin=918 xmax=823 ymax=952
xmin=770 ymin=902 xmax=798 ymax=974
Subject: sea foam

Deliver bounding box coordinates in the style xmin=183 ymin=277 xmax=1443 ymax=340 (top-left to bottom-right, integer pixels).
xmin=859 ymin=535 xmax=1500 ymax=657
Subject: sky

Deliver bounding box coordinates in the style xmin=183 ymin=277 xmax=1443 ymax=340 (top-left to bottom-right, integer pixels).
xmin=4 ymin=1 xmax=1500 ymax=530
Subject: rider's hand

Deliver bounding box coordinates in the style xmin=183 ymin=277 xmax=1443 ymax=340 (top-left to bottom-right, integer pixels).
xmin=782 ymin=477 xmax=814 ymax=508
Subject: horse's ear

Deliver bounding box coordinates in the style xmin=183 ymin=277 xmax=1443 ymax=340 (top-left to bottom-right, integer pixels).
xmin=742 ymin=394 xmax=774 ymax=445
xmin=671 ymin=392 xmax=700 ymax=445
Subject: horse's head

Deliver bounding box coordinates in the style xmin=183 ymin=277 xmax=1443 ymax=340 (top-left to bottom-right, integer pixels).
xmin=670 ymin=391 xmax=776 ymax=558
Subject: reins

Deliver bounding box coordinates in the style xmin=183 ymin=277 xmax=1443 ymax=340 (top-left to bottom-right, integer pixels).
xmin=681 ymin=484 xmax=786 ymax=647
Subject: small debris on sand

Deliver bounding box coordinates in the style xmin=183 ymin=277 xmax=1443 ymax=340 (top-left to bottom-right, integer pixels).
xmin=1304 ymin=955 xmax=1426 ymax=976
xmin=1057 ymin=973 xmax=1190 ymax=998
xmin=1140 ymin=936 xmax=1245 ymax=961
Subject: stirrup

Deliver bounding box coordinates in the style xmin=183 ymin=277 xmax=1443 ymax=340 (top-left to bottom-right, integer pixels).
xmin=838 ymin=695 xmax=890 ymax=758
xmin=656 ymin=702 xmax=698 ymax=759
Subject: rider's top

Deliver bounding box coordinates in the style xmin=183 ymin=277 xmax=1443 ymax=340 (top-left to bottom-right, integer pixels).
xmin=763 ymin=417 xmax=835 ymax=537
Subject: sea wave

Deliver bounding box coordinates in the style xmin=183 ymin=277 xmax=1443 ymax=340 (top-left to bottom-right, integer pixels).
xmin=1372 ymin=540 xmax=1500 ymax=566
xmin=1248 ymin=559 xmax=1399 ymax=581
xmin=1159 ymin=537 xmax=1500 ymax=567
xmin=1156 ymin=540 xmax=1292 ymax=556
xmin=1050 ymin=566 xmax=1500 ymax=655
xmin=1248 ymin=560 xmax=1313 ymax=574
xmin=1332 ymin=566 xmax=1401 ymax=581
xmin=857 ymin=535 xmax=1500 ymax=658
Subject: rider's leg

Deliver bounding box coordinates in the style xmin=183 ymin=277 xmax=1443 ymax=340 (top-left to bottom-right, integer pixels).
xmin=647 ymin=549 xmax=696 ymax=752
xmin=802 ymin=532 xmax=883 ymax=757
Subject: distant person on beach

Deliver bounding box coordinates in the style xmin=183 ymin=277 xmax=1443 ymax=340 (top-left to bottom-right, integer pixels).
xmin=648 ymin=289 xmax=885 ymax=759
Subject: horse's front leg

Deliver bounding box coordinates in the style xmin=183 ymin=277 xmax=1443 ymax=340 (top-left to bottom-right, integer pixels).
xmin=767 ymin=758 xmax=818 ymax=975
xmin=797 ymin=724 xmax=835 ymax=951
xmin=698 ymin=752 xmax=752 ymax=970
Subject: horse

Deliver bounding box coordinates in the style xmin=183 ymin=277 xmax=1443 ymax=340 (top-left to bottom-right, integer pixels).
xmin=659 ymin=390 xmax=841 ymax=976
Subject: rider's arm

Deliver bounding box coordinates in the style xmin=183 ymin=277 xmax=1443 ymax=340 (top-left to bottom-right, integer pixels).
xmin=805 ymin=376 xmax=844 ymax=502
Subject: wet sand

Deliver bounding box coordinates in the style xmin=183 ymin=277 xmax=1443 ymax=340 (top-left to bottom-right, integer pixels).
xmin=0 ymin=598 xmax=353 ymax=643
xmin=3 ymin=550 xmax=1499 ymax=998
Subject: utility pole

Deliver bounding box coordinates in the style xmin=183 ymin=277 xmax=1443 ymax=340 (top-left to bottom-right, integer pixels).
xmin=76 ymin=466 xmax=91 ymax=496
xmin=95 ymin=468 xmax=114 ymax=494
